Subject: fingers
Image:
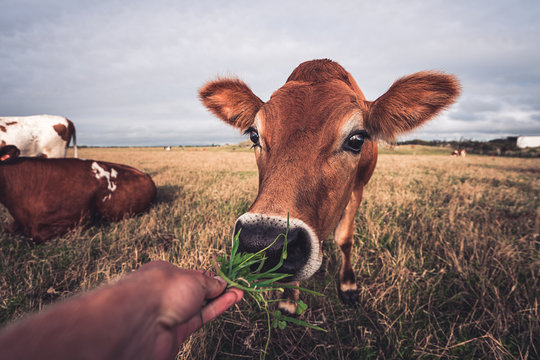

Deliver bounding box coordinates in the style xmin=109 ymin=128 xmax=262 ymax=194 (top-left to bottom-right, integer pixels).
xmin=226 ymin=287 xmax=244 ymax=302
xmin=202 ymin=275 xmax=228 ymax=300
xmin=177 ymin=288 xmax=243 ymax=341
xmin=201 ymin=287 xmax=243 ymax=323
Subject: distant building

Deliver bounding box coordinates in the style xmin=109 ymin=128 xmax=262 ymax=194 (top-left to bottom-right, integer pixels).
xmin=517 ymin=136 xmax=540 ymax=148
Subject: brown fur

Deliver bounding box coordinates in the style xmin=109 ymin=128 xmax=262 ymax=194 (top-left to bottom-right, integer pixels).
xmin=199 ymin=78 xmax=264 ymax=131
xmin=53 ymin=123 xmax=70 ymax=141
xmin=364 ymin=71 xmax=461 ymax=142
xmin=286 ymin=58 xmax=366 ymax=99
xmin=200 ymin=59 xmax=460 ymax=306
xmin=53 ymin=119 xmax=76 ymax=148
xmin=0 ymin=146 xmax=156 ymax=244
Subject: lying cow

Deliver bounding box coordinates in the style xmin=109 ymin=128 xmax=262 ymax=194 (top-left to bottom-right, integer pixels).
xmin=200 ymin=59 xmax=460 ymax=313
xmin=0 ymin=145 xmax=156 ymax=243
xmin=0 ymin=115 xmax=78 ymax=158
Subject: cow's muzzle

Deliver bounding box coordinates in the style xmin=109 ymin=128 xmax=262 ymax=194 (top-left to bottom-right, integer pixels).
xmin=233 ymin=213 xmax=322 ymax=281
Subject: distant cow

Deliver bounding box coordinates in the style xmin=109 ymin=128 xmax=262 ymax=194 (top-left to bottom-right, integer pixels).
xmin=0 ymin=115 xmax=78 ymax=158
xmin=0 ymin=145 xmax=156 ymax=243
xmin=451 ymin=149 xmax=466 ymax=157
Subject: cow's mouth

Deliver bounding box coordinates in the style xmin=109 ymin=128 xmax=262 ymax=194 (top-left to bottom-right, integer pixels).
xmin=233 ymin=213 xmax=322 ymax=281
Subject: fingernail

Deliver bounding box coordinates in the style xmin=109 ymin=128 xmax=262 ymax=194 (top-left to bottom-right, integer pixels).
xmin=214 ymin=275 xmax=226 ymax=286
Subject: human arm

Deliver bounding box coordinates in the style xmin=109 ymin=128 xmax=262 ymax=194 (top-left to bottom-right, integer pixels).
xmin=0 ymin=260 xmax=243 ymax=360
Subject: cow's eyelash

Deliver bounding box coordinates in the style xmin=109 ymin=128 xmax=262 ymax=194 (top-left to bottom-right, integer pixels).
xmin=243 ymin=127 xmax=257 ymax=136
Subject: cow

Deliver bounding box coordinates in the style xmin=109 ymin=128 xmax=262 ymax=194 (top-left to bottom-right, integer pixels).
xmin=200 ymin=59 xmax=460 ymax=313
xmin=0 ymin=145 xmax=156 ymax=244
xmin=451 ymin=149 xmax=466 ymax=157
xmin=0 ymin=115 xmax=78 ymax=158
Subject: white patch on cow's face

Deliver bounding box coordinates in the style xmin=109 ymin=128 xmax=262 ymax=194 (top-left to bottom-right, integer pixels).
xmin=251 ymin=114 xmax=264 ymax=151
xmin=336 ymin=112 xmax=365 ymax=150
xmin=91 ymin=162 xmax=117 ymax=192
xmin=253 ymin=114 xmax=263 ymax=134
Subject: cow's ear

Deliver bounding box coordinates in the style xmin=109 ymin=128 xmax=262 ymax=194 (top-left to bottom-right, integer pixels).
xmin=362 ymin=71 xmax=460 ymax=142
xmin=0 ymin=145 xmax=21 ymax=162
xmin=199 ymin=78 xmax=264 ymax=131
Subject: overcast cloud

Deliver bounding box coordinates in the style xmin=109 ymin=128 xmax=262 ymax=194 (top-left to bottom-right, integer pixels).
xmin=1 ymin=0 xmax=539 ymax=145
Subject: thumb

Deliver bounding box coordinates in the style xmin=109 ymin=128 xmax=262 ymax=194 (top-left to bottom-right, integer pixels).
xmin=202 ymin=275 xmax=228 ymax=300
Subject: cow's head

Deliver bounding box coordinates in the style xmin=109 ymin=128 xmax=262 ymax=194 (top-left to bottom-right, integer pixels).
xmin=0 ymin=145 xmax=21 ymax=162
xmin=200 ymin=59 xmax=459 ymax=281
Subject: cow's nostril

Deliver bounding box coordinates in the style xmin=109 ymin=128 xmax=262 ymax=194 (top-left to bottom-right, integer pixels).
xmin=234 ymin=217 xmax=284 ymax=256
xmin=234 ymin=214 xmax=312 ymax=278
xmin=282 ymin=227 xmax=311 ymax=274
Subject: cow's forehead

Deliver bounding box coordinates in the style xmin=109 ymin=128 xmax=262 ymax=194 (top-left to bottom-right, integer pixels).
xmin=258 ymin=80 xmax=363 ymax=137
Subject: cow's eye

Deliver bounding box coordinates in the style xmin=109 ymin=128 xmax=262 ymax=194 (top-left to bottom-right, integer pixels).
xmin=244 ymin=127 xmax=260 ymax=147
xmin=344 ymin=131 xmax=367 ymax=153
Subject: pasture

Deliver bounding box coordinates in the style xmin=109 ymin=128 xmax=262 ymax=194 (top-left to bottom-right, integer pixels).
xmin=0 ymin=145 xmax=538 ymax=359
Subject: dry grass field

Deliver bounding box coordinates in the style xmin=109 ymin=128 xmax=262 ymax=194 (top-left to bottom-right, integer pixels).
xmin=0 ymin=145 xmax=538 ymax=359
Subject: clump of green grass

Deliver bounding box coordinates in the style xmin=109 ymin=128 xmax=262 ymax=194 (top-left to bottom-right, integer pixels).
xmin=214 ymin=216 xmax=326 ymax=359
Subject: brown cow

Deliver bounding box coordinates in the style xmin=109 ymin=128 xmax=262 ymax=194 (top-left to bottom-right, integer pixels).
xmin=0 ymin=145 xmax=156 ymax=244
xmin=200 ymin=59 xmax=460 ymax=313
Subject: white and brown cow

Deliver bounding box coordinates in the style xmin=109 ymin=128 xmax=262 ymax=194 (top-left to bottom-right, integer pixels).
xmin=0 ymin=145 xmax=156 ymax=244
xmin=451 ymin=149 xmax=466 ymax=157
xmin=0 ymin=115 xmax=78 ymax=158
xmin=200 ymin=59 xmax=460 ymax=312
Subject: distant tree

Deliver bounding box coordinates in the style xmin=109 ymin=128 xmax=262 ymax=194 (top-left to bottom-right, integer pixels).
xmin=397 ymin=137 xmax=536 ymax=157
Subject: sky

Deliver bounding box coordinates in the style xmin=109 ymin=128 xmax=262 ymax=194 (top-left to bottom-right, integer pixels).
xmin=1 ymin=0 xmax=539 ymax=146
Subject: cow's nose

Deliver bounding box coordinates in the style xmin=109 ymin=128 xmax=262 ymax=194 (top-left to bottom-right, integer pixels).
xmin=233 ymin=213 xmax=322 ymax=281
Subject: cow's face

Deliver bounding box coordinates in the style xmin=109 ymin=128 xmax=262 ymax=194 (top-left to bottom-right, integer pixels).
xmin=200 ymin=59 xmax=459 ymax=281
xmin=234 ymin=81 xmax=379 ymax=280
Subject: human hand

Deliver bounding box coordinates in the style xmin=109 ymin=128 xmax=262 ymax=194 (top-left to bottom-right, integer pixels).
xmin=134 ymin=261 xmax=243 ymax=359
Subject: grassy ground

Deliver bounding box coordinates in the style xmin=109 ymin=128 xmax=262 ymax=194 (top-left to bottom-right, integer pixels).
xmin=0 ymin=146 xmax=538 ymax=359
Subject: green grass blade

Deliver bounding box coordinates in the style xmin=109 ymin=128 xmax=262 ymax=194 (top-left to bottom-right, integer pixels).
xmin=279 ymin=284 xmax=324 ymax=297
xmin=279 ymin=314 xmax=327 ymax=332
xmin=228 ymin=229 xmax=241 ymax=275
xmin=254 ymin=274 xmax=291 ymax=285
